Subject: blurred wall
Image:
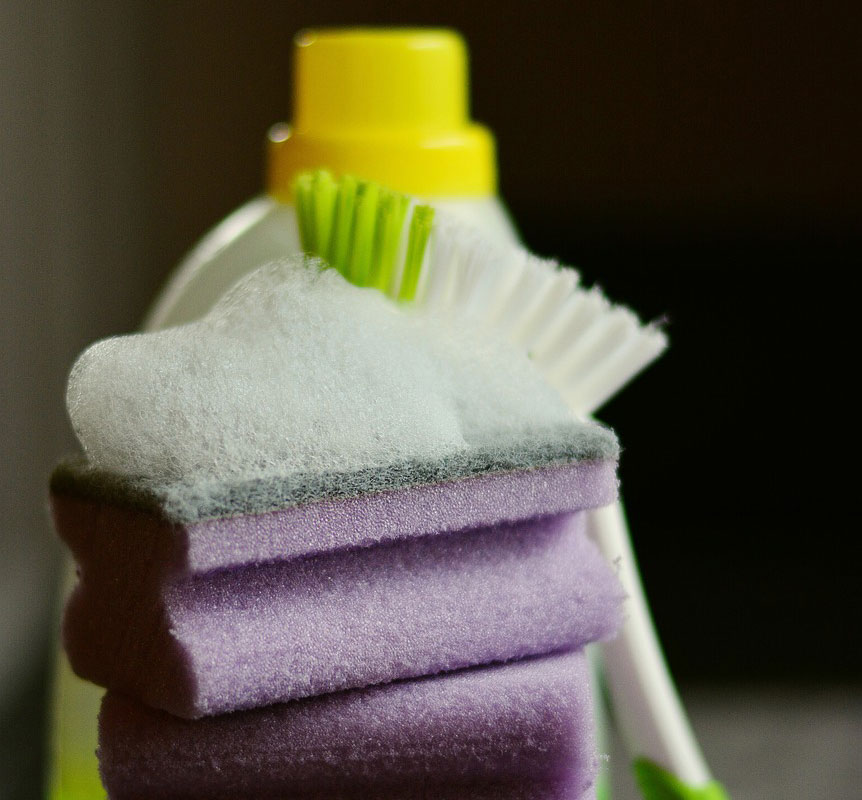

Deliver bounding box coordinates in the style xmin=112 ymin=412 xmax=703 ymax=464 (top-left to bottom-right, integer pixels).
xmin=1 ymin=2 xmax=153 ymax=795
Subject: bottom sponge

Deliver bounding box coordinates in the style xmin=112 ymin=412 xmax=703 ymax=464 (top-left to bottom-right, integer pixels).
xmin=99 ymin=650 xmax=598 ymax=800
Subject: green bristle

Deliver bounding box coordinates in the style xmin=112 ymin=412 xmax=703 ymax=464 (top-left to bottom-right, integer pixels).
xmin=294 ymin=170 xmax=434 ymax=300
xmin=294 ymin=173 xmax=316 ymax=254
xmin=369 ymin=190 xmax=409 ymax=297
xmin=399 ymin=205 xmax=435 ymax=302
xmin=348 ymin=181 xmax=379 ymax=286
xmin=311 ymin=170 xmax=338 ymax=262
xmin=329 ymin=175 xmax=358 ymax=271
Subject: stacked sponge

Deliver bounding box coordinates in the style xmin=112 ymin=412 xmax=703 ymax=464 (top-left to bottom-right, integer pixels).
xmin=52 ymin=259 xmax=625 ymax=798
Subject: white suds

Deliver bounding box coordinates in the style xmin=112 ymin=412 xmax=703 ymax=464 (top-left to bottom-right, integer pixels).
xmin=66 ymin=257 xmax=576 ymax=484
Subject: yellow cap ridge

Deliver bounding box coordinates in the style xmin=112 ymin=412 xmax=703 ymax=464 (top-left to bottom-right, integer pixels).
xmin=267 ymin=28 xmax=497 ymax=199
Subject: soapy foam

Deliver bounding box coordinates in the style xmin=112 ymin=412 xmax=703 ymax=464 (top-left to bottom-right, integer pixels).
xmin=67 ymin=257 xmax=580 ymax=487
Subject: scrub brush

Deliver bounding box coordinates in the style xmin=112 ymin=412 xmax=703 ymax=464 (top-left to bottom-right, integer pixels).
xmin=295 ymin=169 xmax=730 ymax=800
xmin=293 ymin=170 xmax=664 ymax=415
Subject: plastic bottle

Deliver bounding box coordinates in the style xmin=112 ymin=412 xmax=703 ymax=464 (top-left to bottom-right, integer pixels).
xmin=145 ymin=28 xmax=518 ymax=330
xmin=48 ymin=28 xmax=524 ymax=800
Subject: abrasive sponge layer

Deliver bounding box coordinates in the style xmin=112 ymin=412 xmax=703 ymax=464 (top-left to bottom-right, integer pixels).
xmin=98 ymin=650 xmax=598 ymax=800
xmin=52 ymin=454 xmax=618 ymax=575
xmin=63 ymin=512 xmax=622 ymax=719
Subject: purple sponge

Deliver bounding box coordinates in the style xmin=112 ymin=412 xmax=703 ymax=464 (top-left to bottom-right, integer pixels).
xmin=52 ymin=457 xmax=617 ymax=574
xmin=62 ymin=512 xmax=622 ymax=718
xmin=98 ymin=650 xmax=599 ymax=800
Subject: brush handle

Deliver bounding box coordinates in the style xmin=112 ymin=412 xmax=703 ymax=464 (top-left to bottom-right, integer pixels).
xmin=587 ymin=502 xmax=730 ymax=799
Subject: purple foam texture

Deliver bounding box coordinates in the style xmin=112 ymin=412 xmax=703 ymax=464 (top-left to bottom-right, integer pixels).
xmin=98 ymin=650 xmax=599 ymax=800
xmin=53 ymin=458 xmax=618 ymax=575
xmin=62 ymin=512 xmax=623 ymax=718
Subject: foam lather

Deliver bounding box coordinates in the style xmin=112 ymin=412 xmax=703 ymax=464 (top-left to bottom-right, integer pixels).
xmin=58 ymin=506 xmax=622 ymax=718
xmin=98 ymin=650 xmax=599 ymax=800
xmin=66 ymin=258 xmax=606 ymax=491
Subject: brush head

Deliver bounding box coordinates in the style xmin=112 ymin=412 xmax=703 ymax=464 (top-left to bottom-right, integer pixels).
xmin=98 ymin=650 xmax=600 ymax=800
xmin=294 ymin=169 xmax=668 ymax=415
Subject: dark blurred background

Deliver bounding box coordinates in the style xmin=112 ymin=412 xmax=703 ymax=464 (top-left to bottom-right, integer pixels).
xmin=2 ymin=2 xmax=860 ymax=798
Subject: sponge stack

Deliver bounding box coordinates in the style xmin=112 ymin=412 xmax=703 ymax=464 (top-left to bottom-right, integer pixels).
xmin=52 ymin=259 xmax=625 ymax=798
xmin=52 ymin=438 xmax=623 ymax=799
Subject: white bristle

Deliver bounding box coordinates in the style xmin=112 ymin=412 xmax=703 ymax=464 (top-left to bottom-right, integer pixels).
xmin=449 ymin=234 xmax=496 ymax=314
xmin=461 ymin=248 xmax=531 ymax=329
xmin=532 ymin=289 xmax=610 ymax=370
xmin=412 ymin=203 xmax=667 ymax=414
xmin=481 ymin=249 xmax=537 ymax=329
xmin=562 ymin=325 xmax=668 ymax=414
xmin=386 ymin=200 xmax=418 ymax=299
xmin=550 ymin=308 xmax=639 ymax=386
xmin=510 ymin=262 xmax=581 ymax=350
xmin=418 ymin=225 xmax=459 ymax=311
xmin=427 ymin=220 xmax=490 ymax=315
xmin=495 ymin=257 xmax=555 ymax=341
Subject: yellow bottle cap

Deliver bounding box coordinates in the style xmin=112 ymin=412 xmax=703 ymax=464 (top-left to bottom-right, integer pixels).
xmin=267 ymin=28 xmax=497 ymax=200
